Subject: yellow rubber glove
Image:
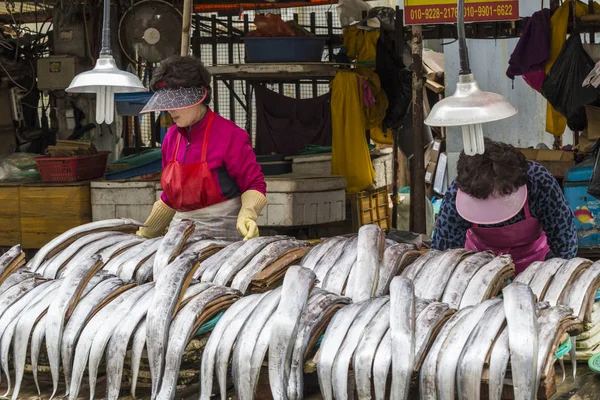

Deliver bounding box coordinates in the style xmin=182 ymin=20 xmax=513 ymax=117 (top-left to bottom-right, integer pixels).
xmin=137 ymin=200 xmax=176 ymax=239
xmin=236 ymin=190 xmax=268 ymax=240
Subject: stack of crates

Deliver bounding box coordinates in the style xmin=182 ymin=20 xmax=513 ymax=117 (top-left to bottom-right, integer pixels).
xmin=347 ymin=187 xmax=391 ymax=232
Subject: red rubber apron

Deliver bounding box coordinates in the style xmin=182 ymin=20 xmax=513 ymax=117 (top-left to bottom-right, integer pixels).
xmin=465 ymin=199 xmax=551 ymax=275
xmin=160 ymin=110 xmax=227 ymax=211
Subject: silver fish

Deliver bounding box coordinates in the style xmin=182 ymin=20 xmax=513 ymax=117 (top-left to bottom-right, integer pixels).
xmin=97 ymin=236 xmax=145 ymax=265
xmin=58 ymin=235 xmax=127 ymax=278
xmin=529 ymin=258 xmax=568 ymax=300
xmin=457 ymin=301 xmax=506 ymax=400
xmin=288 ymin=292 xmax=350 ymax=400
xmin=535 ymin=305 xmax=573 ymax=392
xmin=333 ymin=297 xmax=389 ymax=400
xmin=153 ymin=220 xmax=195 ymax=279
xmin=200 ymin=295 xmax=262 ymax=400
xmin=117 ymin=238 xmax=163 ymax=281
xmin=45 ymin=255 xmax=103 ymax=399
xmin=374 ymin=243 xmax=416 ymax=297
xmin=62 ymin=277 xmax=125 ymax=395
xmin=414 ymin=249 xmax=472 ymax=301
xmin=0 ymin=277 xmax=41 ymax=319
xmin=134 ymin=254 xmax=156 ymax=284
xmin=502 ymin=283 xmax=539 ymax=400
xmin=30 ymin=314 xmax=46 ymax=395
xmin=436 ymin=300 xmax=499 ymax=399
xmin=88 ymin=284 xmax=154 ymax=400
xmin=441 ymin=251 xmax=495 ymax=308
xmin=232 ymin=240 xmax=308 ymax=294
xmin=103 ymin=238 xmax=154 ymax=275
xmin=488 ymin=328 xmax=509 ymax=400
xmin=146 ymin=253 xmax=199 ymax=398
xmin=42 ymin=231 xmax=120 ymax=279
xmin=543 ymin=258 xmax=590 ymax=306
xmin=389 ymin=277 xmax=415 ymax=400
xmin=321 ymin=237 xmax=358 ymax=295
xmin=372 ymin=328 xmax=391 ymax=400
xmin=221 ymin=290 xmax=274 ymax=400
xmin=400 ymin=250 xmax=441 ymax=280
xmin=317 ymin=301 xmax=369 ymax=400
xmin=181 ymin=282 xmax=214 ymax=304
xmin=237 ymin=315 xmax=275 ymax=400
xmin=27 ymin=218 xmax=143 ymax=272
xmin=0 ymin=245 xmax=23 ymax=282
xmin=414 ymin=302 xmax=450 ymax=368
xmin=0 ymin=270 xmax=35 ymax=294
xmin=561 ymin=261 xmax=600 ymax=319
xmin=514 ymin=260 xmax=544 ymax=285
xmin=157 ymin=286 xmax=238 ymax=400
xmin=68 ymin=285 xmax=144 ymax=400
xmin=105 ymin=287 xmax=156 ymax=400
xmin=1 ymin=280 xmax=61 ymax=397
xmin=269 ymin=266 xmax=316 ymax=400
xmin=212 ymin=236 xmax=287 ymax=286
xmin=130 ymin=319 xmax=147 ymax=399
xmin=199 ymin=241 xmax=245 ymax=282
xmin=459 ymin=255 xmax=513 ymax=309
xmin=312 ymin=238 xmax=349 ymax=286
xmin=301 ymin=237 xmax=347 ymax=270
xmin=11 ymin=280 xmax=62 ymax=399
xmin=419 ymin=307 xmax=472 ymax=400
xmin=345 ymin=225 xmax=384 ymax=302
xmin=353 ymin=303 xmax=390 ymax=400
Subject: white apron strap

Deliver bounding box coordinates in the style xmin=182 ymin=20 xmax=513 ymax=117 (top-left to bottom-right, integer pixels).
xmin=171 ymin=197 xmax=242 ymax=241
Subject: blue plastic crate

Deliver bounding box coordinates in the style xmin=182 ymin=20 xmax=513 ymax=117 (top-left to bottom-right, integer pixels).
xmin=104 ymin=149 xmax=162 ymax=181
xmin=244 ymin=37 xmax=326 ymax=63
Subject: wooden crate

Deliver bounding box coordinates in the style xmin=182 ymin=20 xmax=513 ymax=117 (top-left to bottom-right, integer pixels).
xmin=347 ymin=187 xmax=391 ymax=232
xmin=0 ymin=185 xmax=21 ymax=247
xmin=19 ymin=183 xmax=92 ymax=249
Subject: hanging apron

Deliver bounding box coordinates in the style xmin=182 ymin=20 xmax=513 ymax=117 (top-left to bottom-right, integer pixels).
xmin=465 ymin=199 xmax=551 ymax=275
xmin=162 ymin=109 xmax=242 ymax=241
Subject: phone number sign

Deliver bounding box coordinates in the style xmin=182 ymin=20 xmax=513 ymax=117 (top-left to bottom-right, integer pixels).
xmin=404 ymin=0 xmax=519 ymax=25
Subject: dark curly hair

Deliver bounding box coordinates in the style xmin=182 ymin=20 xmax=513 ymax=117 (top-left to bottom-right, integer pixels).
xmin=456 ymin=138 xmax=529 ymax=199
xmin=150 ymin=55 xmax=212 ymax=104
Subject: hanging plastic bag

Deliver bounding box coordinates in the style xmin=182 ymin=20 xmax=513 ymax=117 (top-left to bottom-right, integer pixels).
xmin=541 ymin=33 xmax=599 ymax=131
xmin=587 ymin=140 xmax=600 ymax=199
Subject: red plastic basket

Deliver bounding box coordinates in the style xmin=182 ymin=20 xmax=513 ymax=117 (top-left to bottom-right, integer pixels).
xmin=34 ymin=151 xmax=111 ymax=183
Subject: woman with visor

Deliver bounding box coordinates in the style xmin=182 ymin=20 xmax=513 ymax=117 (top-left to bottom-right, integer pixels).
xmin=137 ymin=56 xmax=267 ymax=241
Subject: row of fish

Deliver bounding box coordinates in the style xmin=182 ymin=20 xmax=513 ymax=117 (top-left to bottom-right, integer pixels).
xmin=299 ymin=226 xmax=515 ymax=308
xmin=0 ymin=218 xmax=599 ymax=399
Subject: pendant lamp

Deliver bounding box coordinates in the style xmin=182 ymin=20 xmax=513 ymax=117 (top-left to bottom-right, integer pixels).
xmin=65 ymin=0 xmax=146 ymax=125
xmin=424 ymin=0 xmax=517 ymax=155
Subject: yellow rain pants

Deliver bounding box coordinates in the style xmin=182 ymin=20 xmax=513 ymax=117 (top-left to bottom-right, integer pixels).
xmin=331 ymin=70 xmax=376 ymax=193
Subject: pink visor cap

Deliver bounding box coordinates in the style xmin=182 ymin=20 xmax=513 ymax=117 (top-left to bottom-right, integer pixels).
xmin=456 ymin=185 xmax=527 ymax=225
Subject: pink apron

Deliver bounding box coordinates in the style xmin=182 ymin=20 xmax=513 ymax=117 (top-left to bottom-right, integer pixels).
xmin=465 ymin=199 xmax=551 ymax=275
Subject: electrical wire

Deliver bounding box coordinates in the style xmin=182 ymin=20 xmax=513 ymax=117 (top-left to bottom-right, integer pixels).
xmin=83 ymin=0 xmax=95 ymax=64
xmin=0 ymin=59 xmax=26 ymax=90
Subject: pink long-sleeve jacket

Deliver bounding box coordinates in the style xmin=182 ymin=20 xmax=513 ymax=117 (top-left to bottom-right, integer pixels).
xmin=160 ymin=110 xmax=266 ymax=210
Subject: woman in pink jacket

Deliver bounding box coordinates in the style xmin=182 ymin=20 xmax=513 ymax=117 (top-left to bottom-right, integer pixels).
xmin=137 ymin=56 xmax=267 ymax=241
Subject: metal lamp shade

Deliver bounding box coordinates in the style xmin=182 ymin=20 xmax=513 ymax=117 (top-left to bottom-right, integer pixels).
xmin=66 ymin=56 xmax=146 ymax=125
xmin=424 ymin=74 xmax=517 ymax=127
xmin=66 ymin=56 xmax=146 ymax=94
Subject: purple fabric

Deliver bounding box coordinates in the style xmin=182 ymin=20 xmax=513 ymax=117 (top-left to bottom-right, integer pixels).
xmin=160 ymin=109 xmax=266 ymax=208
xmin=506 ymin=8 xmax=551 ymax=80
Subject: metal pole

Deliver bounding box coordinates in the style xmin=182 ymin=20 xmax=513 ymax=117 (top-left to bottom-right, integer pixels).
xmin=181 ymin=0 xmax=193 ymax=56
xmin=392 ymin=6 xmax=403 ymax=230
xmin=410 ymin=25 xmax=426 ymax=234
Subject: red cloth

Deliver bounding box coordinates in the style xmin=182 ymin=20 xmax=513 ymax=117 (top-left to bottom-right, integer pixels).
xmin=160 ymin=109 xmax=266 ymax=209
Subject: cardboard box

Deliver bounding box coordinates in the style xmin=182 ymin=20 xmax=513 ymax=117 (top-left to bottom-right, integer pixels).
xmin=516 ymin=147 xmax=575 ymax=179
xmin=586 ymin=105 xmax=600 ymax=140
xmin=428 ymin=139 xmax=444 ymax=164
xmin=434 ymin=153 xmax=448 ymax=195
xmin=425 ymin=162 xmax=437 ymax=184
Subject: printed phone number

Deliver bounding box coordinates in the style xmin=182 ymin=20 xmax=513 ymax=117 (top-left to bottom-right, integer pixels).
xmin=408 ymin=5 xmax=515 ymax=21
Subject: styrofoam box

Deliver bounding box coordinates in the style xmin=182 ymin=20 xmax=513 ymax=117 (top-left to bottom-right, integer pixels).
xmin=157 ymin=174 xmax=347 ymax=227
xmin=91 ymin=181 xmax=156 ymax=222
xmin=289 ymin=153 xmax=392 ymax=190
